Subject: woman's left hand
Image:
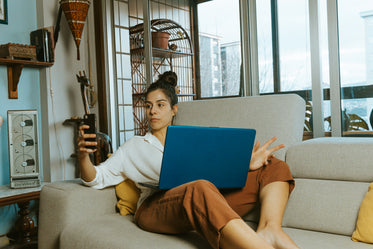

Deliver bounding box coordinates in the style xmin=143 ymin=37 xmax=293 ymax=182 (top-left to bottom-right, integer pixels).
xmin=249 ymin=137 xmax=285 ymax=171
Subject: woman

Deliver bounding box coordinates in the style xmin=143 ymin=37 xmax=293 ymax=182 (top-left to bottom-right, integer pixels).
xmin=78 ymin=71 xmax=300 ymax=249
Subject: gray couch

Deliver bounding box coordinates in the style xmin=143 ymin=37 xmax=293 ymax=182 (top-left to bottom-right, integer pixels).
xmin=38 ymin=94 xmax=373 ymax=249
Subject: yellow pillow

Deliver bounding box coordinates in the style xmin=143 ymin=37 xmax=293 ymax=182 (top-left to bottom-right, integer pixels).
xmin=115 ymin=179 xmax=140 ymax=216
xmin=352 ymin=182 xmax=373 ymax=243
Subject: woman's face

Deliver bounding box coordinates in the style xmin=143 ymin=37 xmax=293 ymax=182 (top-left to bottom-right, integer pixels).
xmin=145 ymin=89 xmax=177 ymax=133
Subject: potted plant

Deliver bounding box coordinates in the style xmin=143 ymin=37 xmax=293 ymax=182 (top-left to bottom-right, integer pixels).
xmin=151 ymin=31 xmax=170 ymax=49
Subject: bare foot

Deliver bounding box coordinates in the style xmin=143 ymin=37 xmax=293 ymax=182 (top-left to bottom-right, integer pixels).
xmin=257 ymin=225 xmax=300 ymax=249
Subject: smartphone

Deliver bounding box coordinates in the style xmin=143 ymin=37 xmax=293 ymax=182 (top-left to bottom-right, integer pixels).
xmin=83 ymin=113 xmax=97 ymax=150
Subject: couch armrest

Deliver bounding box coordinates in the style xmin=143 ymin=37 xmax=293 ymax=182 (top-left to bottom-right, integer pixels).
xmin=38 ymin=180 xmax=117 ymax=249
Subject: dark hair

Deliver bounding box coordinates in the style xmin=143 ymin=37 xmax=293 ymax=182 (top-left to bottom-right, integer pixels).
xmin=145 ymin=71 xmax=178 ymax=106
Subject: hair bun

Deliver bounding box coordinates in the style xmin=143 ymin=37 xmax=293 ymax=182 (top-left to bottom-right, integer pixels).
xmin=159 ymin=71 xmax=177 ymax=88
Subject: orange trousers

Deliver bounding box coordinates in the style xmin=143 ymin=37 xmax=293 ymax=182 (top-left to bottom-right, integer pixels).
xmin=135 ymin=158 xmax=294 ymax=249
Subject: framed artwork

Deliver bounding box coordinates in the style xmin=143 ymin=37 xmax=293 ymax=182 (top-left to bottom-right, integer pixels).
xmin=0 ymin=0 xmax=8 ymax=24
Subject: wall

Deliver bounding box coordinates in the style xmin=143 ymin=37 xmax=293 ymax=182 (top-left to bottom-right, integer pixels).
xmin=0 ymin=0 xmax=40 ymax=190
xmin=0 ymin=0 xmax=97 ymax=236
xmin=36 ymin=0 xmax=98 ymax=182
xmin=0 ymin=0 xmax=40 ymax=235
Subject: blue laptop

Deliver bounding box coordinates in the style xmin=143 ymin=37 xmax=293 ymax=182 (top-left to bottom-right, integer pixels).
xmin=143 ymin=125 xmax=256 ymax=190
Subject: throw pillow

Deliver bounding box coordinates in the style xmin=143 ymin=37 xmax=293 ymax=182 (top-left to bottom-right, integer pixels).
xmin=352 ymin=182 xmax=373 ymax=243
xmin=115 ymin=179 xmax=140 ymax=216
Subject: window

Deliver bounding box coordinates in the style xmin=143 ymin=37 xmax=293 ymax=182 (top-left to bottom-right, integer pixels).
xmin=337 ymin=0 xmax=373 ymax=134
xmin=114 ymin=0 xmax=134 ymax=144
xmin=257 ymin=0 xmax=314 ymax=135
xmin=104 ymin=0 xmax=373 ymax=143
xmin=277 ymin=0 xmax=311 ymax=92
xmin=257 ymin=0 xmax=312 ymax=94
xmin=105 ymin=0 xmax=194 ymax=146
xmin=197 ymin=0 xmax=242 ymax=98
xmin=256 ymin=0 xmax=373 ymax=137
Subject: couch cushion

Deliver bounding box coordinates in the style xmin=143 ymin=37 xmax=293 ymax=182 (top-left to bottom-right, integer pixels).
xmin=352 ymin=182 xmax=373 ymax=243
xmin=283 ymin=227 xmax=373 ymax=249
xmin=282 ymin=179 xmax=369 ymax=236
xmin=60 ymin=214 xmax=213 ymax=249
xmin=286 ymin=137 xmax=373 ymax=182
xmin=116 ymin=179 xmax=140 ymax=216
xmin=175 ymin=94 xmax=305 ymax=161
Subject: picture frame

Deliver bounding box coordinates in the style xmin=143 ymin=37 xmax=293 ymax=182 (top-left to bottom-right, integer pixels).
xmin=0 ymin=0 xmax=8 ymax=24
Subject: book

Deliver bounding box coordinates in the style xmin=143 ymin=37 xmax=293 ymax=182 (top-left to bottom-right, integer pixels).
xmin=43 ymin=26 xmax=55 ymax=62
xmin=30 ymin=28 xmax=53 ymax=62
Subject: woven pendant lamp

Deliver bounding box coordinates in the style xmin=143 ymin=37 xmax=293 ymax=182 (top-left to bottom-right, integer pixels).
xmin=60 ymin=0 xmax=90 ymax=60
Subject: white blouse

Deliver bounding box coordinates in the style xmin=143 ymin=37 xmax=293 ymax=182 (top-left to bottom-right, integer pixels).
xmin=82 ymin=132 xmax=164 ymax=208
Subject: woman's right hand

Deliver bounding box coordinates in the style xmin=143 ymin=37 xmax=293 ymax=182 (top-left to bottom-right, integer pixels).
xmin=78 ymin=125 xmax=97 ymax=157
xmin=249 ymin=137 xmax=284 ymax=171
xmin=77 ymin=125 xmax=98 ymax=182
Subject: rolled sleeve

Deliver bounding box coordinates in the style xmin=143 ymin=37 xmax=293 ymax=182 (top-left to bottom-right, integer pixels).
xmin=81 ymin=172 xmax=101 ymax=188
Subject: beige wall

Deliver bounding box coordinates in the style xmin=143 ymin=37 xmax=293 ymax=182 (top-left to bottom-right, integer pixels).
xmin=36 ymin=0 xmax=98 ymax=182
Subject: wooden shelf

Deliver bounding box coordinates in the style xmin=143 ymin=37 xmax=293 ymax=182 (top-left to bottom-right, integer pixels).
xmin=131 ymin=47 xmax=193 ymax=59
xmin=132 ymin=92 xmax=195 ymax=97
xmin=0 ymin=58 xmax=54 ymax=67
xmin=0 ymin=58 xmax=53 ymax=99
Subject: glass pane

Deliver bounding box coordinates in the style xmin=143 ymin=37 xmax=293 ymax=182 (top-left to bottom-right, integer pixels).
xmin=277 ymin=0 xmax=311 ymax=92
xmin=257 ymin=0 xmax=274 ymax=93
xmin=198 ymin=0 xmax=241 ymax=98
xmin=337 ymin=1 xmax=373 ymax=135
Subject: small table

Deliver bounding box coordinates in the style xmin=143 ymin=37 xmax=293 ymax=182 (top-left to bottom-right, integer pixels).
xmin=0 ymin=184 xmax=45 ymax=248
